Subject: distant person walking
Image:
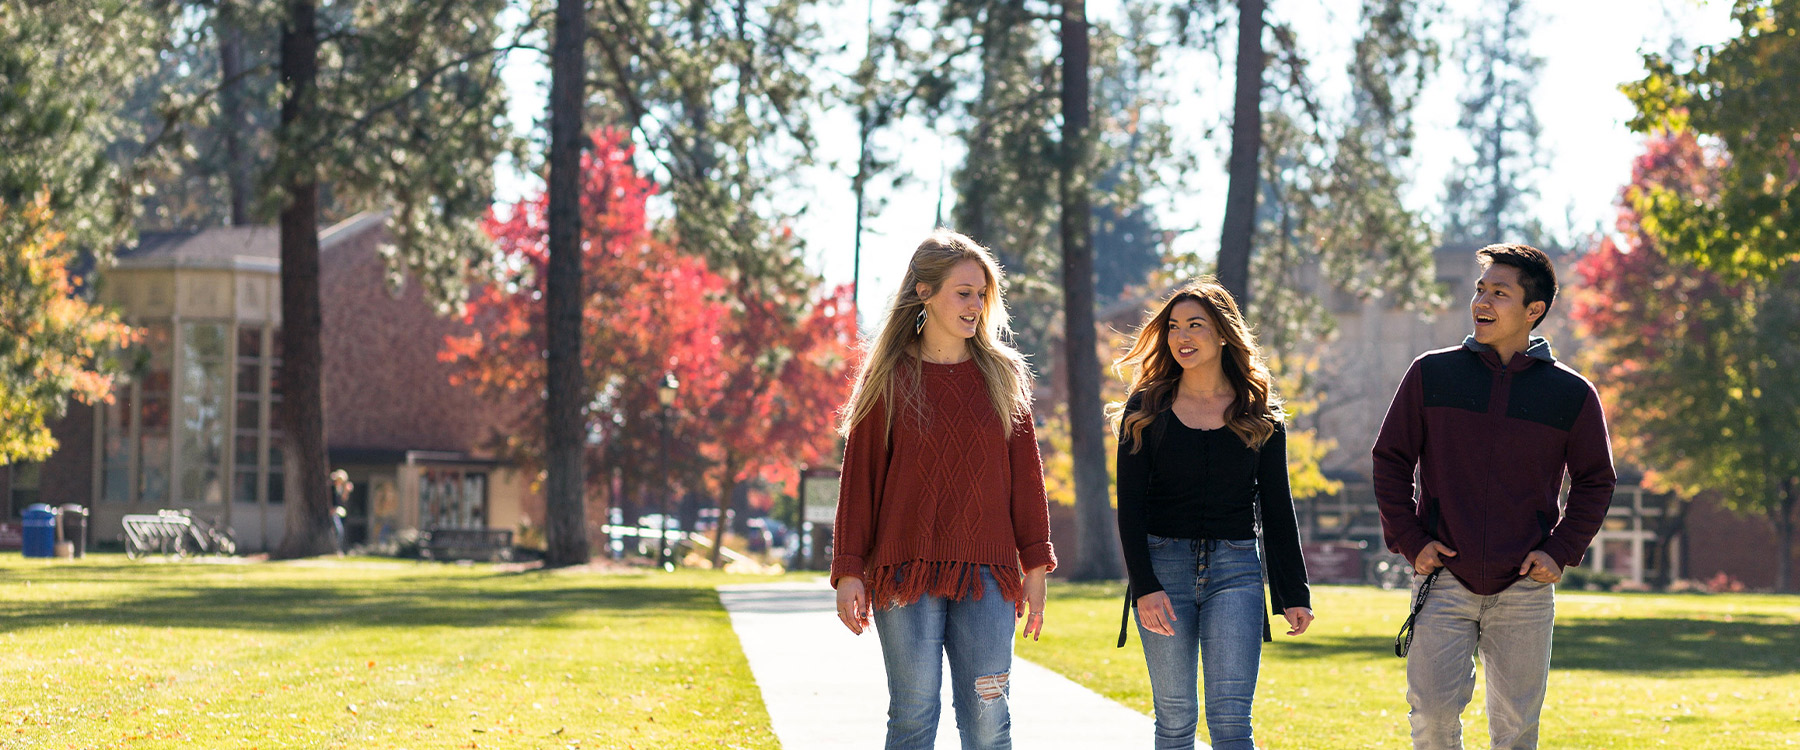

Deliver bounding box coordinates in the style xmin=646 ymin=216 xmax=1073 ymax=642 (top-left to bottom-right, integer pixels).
xmin=1373 ymin=244 xmax=1617 ymax=749
xmin=831 ymin=230 xmax=1056 ymax=750
xmin=1108 ymin=280 xmax=1313 ymax=750
xmin=330 ymin=469 xmax=352 ymax=554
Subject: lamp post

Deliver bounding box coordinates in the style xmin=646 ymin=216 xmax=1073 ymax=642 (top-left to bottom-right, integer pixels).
xmin=656 ymin=372 xmax=678 ymax=569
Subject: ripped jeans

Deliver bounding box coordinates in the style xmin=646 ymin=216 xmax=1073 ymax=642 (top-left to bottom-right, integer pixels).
xmin=872 ymin=565 xmax=1015 ymax=750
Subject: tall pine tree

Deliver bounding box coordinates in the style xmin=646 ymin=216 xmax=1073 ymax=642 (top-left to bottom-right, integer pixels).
xmin=1440 ymin=0 xmax=1545 ymax=246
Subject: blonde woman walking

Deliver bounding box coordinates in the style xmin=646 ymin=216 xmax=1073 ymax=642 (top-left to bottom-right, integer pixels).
xmin=832 ymin=230 xmax=1056 ymax=750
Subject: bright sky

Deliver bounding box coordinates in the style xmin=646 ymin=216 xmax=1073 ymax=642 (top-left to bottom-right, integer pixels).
xmin=497 ymin=0 xmax=1740 ymax=317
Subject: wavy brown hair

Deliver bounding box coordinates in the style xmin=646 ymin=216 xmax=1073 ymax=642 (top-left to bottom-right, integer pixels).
xmin=1106 ymin=279 xmax=1283 ymax=452
xmin=838 ymin=230 xmax=1034 ymax=440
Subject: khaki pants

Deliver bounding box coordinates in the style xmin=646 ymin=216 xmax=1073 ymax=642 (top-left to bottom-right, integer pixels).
xmin=1406 ymin=574 xmax=1555 ymax=750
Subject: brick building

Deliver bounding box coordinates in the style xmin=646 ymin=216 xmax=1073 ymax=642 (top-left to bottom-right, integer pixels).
xmin=1 ymin=213 xmax=542 ymax=552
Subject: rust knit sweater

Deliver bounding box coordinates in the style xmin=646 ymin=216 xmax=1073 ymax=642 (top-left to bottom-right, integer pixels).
xmin=830 ymin=358 xmax=1057 ymax=608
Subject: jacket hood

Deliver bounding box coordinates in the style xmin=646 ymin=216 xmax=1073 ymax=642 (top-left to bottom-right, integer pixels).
xmin=1462 ymin=335 xmax=1555 ymax=371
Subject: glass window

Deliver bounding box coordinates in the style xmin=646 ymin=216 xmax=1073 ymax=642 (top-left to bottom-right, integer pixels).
xmin=1603 ymin=538 xmax=1634 ymax=578
xmin=139 ymin=435 xmax=170 ymax=503
xmin=237 ymin=326 xmax=262 ymax=359
xmin=179 ymin=322 xmax=230 ymax=504
xmin=236 ymin=365 xmax=260 ymax=398
xmin=419 ymin=468 xmax=488 ymax=530
xmin=233 ymin=323 xmax=270 ymax=506
xmin=140 ymin=370 xmax=171 ymax=393
xmin=8 ymin=463 xmax=40 ymax=517
xmin=102 ymin=384 xmax=132 ymax=504
xmin=236 ymin=397 xmax=260 ymax=431
xmin=266 ymin=433 xmax=284 ymax=504
xmin=187 ymin=322 xmax=228 ymax=359
xmin=182 ymin=465 xmax=226 ymax=504
xmin=139 ymin=395 xmax=170 ymax=430
xmin=234 ymin=435 xmax=259 ymax=467
xmin=137 ymin=321 xmax=174 ymax=505
xmin=140 ymin=323 xmax=173 ymax=367
xmin=233 ymin=470 xmax=258 ymax=504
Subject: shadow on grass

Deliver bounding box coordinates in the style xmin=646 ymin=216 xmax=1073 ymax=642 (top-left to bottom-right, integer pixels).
xmin=1550 ymin=616 xmax=1800 ymax=674
xmin=0 ymin=573 xmax=719 ymax=633
xmin=1264 ymin=617 xmax=1799 ymax=675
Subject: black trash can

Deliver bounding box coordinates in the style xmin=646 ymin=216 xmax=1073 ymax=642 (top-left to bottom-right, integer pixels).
xmin=58 ymin=504 xmax=88 ymax=558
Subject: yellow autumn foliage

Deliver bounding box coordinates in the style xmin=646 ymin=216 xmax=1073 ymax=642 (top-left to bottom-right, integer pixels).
xmin=0 ymin=193 xmax=135 ymax=464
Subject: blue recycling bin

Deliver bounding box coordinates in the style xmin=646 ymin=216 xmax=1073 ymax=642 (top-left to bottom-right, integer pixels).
xmin=22 ymin=504 xmax=58 ymax=558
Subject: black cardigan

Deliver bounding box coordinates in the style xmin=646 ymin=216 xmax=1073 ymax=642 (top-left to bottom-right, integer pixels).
xmin=1113 ymin=395 xmax=1311 ymax=645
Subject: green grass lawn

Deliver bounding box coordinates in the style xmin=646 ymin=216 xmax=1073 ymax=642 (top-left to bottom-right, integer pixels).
xmin=1029 ymin=581 xmax=1800 ymax=748
xmin=9 ymin=556 xmax=1797 ymax=749
xmin=0 ymin=555 xmax=787 ymax=750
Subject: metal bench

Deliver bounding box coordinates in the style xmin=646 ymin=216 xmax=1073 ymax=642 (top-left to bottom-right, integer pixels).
xmin=122 ymin=513 xmax=192 ymax=559
xmin=423 ymin=528 xmax=513 ymax=561
xmin=121 ymin=511 xmax=238 ymax=559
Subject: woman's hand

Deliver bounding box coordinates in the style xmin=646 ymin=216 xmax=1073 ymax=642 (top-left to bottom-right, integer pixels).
xmin=1135 ymin=590 xmax=1177 ymax=637
xmin=1282 ymin=606 xmax=1314 ymax=636
xmin=835 ymin=577 xmax=872 ymax=635
xmin=1017 ymin=565 xmax=1049 ymax=640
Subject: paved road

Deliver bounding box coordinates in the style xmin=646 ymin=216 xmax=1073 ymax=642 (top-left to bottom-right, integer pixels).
xmin=719 ymin=580 xmax=1182 ymax=749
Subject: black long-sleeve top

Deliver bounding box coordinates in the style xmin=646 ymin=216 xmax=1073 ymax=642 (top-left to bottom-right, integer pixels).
xmin=1115 ymin=396 xmax=1311 ymax=614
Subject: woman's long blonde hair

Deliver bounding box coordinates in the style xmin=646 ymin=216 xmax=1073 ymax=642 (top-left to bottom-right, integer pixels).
xmin=1106 ymin=279 xmax=1283 ymax=452
xmin=838 ymin=230 xmax=1034 ymax=440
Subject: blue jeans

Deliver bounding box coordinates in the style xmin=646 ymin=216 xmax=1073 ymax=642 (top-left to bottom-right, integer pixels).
xmin=872 ymin=565 xmax=1016 ymax=750
xmin=1137 ymin=535 xmax=1266 ymax=750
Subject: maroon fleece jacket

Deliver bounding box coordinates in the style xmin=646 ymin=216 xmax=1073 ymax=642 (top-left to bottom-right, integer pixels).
xmin=1372 ymin=336 xmax=1616 ymax=595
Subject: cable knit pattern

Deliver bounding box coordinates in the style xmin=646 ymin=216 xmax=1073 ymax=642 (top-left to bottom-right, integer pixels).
xmin=831 ymin=359 xmax=1057 ymax=609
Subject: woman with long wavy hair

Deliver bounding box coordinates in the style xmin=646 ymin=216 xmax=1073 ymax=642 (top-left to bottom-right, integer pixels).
xmin=1107 ymin=280 xmax=1313 ymax=750
xmin=831 ymin=230 xmax=1056 ymax=750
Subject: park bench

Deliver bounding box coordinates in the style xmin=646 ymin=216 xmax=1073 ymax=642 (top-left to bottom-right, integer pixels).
xmin=122 ymin=513 xmax=190 ymax=558
xmin=121 ymin=511 xmax=238 ymax=559
xmin=423 ymin=528 xmax=513 ymax=561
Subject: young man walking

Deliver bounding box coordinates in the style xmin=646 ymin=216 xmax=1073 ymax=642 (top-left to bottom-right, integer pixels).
xmin=1372 ymin=244 xmax=1617 ymax=749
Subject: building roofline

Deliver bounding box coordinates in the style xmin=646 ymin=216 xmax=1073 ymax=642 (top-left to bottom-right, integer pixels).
xmin=110 ymin=211 xmax=391 ymax=272
xmin=328 ymin=446 xmax=507 ymax=468
xmin=112 ymin=254 xmax=281 ymax=273
xmin=320 ymin=211 xmax=391 ymax=251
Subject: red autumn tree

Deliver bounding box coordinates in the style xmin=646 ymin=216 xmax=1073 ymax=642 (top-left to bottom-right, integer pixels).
xmin=445 ymin=130 xmax=859 ymax=564
xmin=693 ymin=276 xmax=858 ymax=566
xmin=444 ymin=129 xmax=727 ymax=530
xmin=1571 ymin=131 xmax=1800 ymax=590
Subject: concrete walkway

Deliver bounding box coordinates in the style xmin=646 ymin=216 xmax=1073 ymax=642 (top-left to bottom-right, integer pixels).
xmin=719 ymin=580 xmax=1175 ymax=749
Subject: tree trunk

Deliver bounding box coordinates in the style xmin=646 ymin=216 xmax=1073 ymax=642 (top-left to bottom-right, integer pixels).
xmin=542 ymin=0 xmax=590 ymax=567
xmin=217 ymin=0 xmax=251 ymax=227
xmin=709 ymin=456 xmax=740 ymax=568
xmin=273 ymin=0 xmax=333 ymax=559
xmin=956 ymin=0 xmax=1025 ymax=245
xmin=1775 ymin=478 xmax=1797 ymax=592
xmin=1060 ymin=0 xmax=1116 ymax=582
xmin=1647 ymin=495 xmax=1691 ymax=589
xmin=1216 ymin=0 xmax=1265 ymax=309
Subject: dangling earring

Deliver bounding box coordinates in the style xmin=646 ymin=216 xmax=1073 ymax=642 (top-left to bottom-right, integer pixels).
xmin=915 ymin=307 xmax=927 ymax=335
